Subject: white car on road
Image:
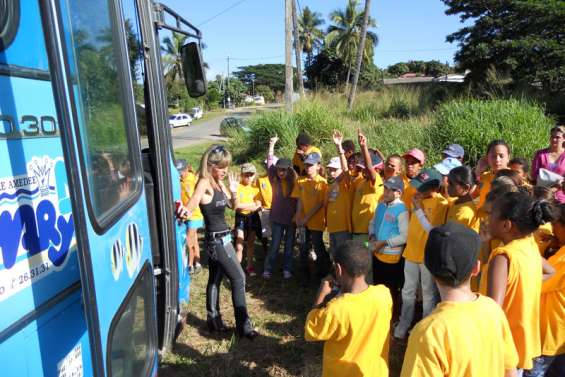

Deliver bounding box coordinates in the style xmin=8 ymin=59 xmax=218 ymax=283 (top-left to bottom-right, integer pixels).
xmin=190 ymin=107 xmax=203 ymax=120
xmin=169 ymin=113 xmax=192 ymax=128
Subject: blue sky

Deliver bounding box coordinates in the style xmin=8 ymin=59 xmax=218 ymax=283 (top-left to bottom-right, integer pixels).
xmin=162 ymin=0 xmax=466 ymax=79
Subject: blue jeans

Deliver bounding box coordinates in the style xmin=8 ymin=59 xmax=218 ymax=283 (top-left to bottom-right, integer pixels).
xmin=524 ymin=354 xmax=565 ymax=377
xmin=264 ymin=222 xmax=295 ymax=273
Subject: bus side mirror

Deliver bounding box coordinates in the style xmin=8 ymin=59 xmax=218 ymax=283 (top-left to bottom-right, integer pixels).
xmin=181 ymin=42 xmax=207 ymax=98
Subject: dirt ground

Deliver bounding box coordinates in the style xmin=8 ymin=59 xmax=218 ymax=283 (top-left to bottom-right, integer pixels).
xmin=158 ymin=244 xmax=408 ymax=377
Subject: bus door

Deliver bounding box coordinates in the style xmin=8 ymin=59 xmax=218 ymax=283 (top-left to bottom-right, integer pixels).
xmin=43 ymin=0 xmax=160 ymax=375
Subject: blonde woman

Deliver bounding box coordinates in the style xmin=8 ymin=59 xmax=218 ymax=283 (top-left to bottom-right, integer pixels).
xmin=180 ymin=145 xmax=258 ymax=339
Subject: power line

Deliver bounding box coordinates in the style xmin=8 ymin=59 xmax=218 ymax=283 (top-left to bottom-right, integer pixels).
xmin=229 ymin=54 xmax=285 ymax=61
xmin=197 ymin=0 xmax=250 ymax=26
xmin=377 ymin=47 xmax=457 ymax=53
xmin=296 ymin=0 xmax=303 ymax=15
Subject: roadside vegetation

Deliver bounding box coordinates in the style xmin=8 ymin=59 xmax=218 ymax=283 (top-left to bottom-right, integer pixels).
xmin=228 ymin=85 xmax=554 ymax=167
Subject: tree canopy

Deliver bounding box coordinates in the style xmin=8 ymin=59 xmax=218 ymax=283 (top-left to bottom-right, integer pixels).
xmin=233 ymin=64 xmax=296 ymax=93
xmin=443 ymin=0 xmax=565 ymax=93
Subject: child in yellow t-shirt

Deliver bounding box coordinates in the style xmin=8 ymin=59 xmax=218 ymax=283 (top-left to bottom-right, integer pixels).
xmin=475 ymin=140 xmax=511 ymax=209
xmin=292 ymin=132 xmax=322 ymax=176
xmin=179 ymin=160 xmax=203 ymax=274
xmin=485 ymin=191 xmax=555 ymax=371
xmin=401 ymin=222 xmax=518 ymax=377
xmin=291 ymin=152 xmax=329 ymax=285
xmin=305 ymin=240 xmax=392 ymax=377
xmin=234 ymin=163 xmax=263 ymax=276
xmin=525 ymin=203 xmax=565 ymax=376
xmin=446 ymin=166 xmax=480 ymax=232
xmin=401 ymin=148 xmax=425 ymax=212
xmin=394 ymin=168 xmax=449 ymax=339
xmin=350 ymin=130 xmax=384 ymax=242
xmin=325 ymin=130 xmax=353 ymax=252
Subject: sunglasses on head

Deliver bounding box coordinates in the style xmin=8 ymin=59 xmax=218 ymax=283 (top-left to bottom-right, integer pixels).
xmin=211 ymin=145 xmax=226 ymax=154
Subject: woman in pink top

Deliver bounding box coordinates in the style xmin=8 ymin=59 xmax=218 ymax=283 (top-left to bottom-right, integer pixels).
xmin=531 ymin=126 xmax=565 ymax=183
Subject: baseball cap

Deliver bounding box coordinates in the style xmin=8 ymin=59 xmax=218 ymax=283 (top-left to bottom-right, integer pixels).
xmin=537 ymin=168 xmax=563 ymax=187
xmin=241 ymin=162 xmax=257 ymax=174
xmin=434 ymin=157 xmax=462 ymax=176
xmin=410 ymin=168 xmax=442 ymax=192
xmin=304 ymin=152 xmax=321 ymax=165
xmin=424 ymin=222 xmax=481 ymax=286
xmin=327 ymin=157 xmax=341 ymax=169
xmin=383 ymin=176 xmax=404 ymax=192
xmin=175 ymin=159 xmax=187 ymax=173
xmin=442 ymin=144 xmax=465 ymax=159
xmin=275 ymin=158 xmax=291 ymax=169
xmin=356 ymin=152 xmax=383 ymax=170
xmin=403 ymin=148 xmax=425 ymax=165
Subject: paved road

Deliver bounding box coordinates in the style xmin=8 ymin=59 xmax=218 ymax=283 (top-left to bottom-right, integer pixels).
xmin=170 ymin=109 xmax=250 ymax=149
xmin=171 ymin=105 xmax=281 ymax=149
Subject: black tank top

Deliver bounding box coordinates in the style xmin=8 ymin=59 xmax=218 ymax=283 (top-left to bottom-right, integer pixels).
xmin=199 ymin=187 xmax=229 ymax=232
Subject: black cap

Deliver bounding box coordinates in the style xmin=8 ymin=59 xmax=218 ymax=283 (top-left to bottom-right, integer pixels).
xmin=276 ymin=158 xmax=292 ymax=169
xmin=424 ymin=222 xmax=481 ymax=287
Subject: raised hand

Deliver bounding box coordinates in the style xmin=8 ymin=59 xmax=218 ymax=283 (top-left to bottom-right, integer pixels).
xmin=269 ymin=134 xmax=279 ymax=146
xmin=332 ymin=130 xmax=343 ymax=146
xmin=228 ymin=171 xmax=240 ymax=193
xmin=357 ymin=128 xmax=367 ymax=148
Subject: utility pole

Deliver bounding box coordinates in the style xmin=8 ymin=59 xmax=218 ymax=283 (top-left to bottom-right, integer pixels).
xmin=284 ymin=0 xmax=293 ymax=112
xmin=227 ymin=56 xmax=231 ymax=108
xmin=348 ymin=0 xmax=371 ymax=111
xmin=292 ymin=0 xmax=305 ymax=98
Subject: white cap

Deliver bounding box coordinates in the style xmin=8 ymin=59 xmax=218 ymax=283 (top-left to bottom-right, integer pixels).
xmin=537 ymin=168 xmax=563 ymax=187
xmin=326 ymin=157 xmax=341 ymax=169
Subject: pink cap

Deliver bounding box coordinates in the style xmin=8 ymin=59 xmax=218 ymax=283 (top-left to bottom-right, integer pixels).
xmin=403 ymin=148 xmax=425 ymax=164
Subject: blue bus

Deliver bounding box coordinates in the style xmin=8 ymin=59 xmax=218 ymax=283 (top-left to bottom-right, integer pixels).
xmin=0 ymin=1 xmax=206 ymax=375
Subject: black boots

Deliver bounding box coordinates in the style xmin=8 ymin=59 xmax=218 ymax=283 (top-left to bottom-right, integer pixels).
xmin=207 ymin=316 xmax=230 ymax=333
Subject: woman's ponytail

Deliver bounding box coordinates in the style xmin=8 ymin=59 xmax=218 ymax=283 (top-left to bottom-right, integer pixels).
xmin=530 ymin=200 xmax=556 ymax=227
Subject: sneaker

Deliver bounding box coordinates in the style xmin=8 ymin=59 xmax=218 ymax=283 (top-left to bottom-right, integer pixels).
xmin=262 ymin=271 xmax=272 ymax=279
xmin=188 ymin=266 xmax=194 ymax=275
xmin=283 ymin=271 xmax=292 ymax=279
xmin=193 ymin=262 xmax=202 ymax=274
xmin=308 ymin=250 xmax=317 ymax=261
xmin=247 ymin=266 xmax=257 ymax=277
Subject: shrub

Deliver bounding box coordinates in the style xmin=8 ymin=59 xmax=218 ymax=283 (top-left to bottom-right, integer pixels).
xmin=430 ymin=98 xmax=554 ymax=166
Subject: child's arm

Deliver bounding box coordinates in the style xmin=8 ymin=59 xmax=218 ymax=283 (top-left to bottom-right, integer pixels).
xmin=413 ymin=194 xmax=433 ymax=233
xmin=487 ymin=254 xmax=509 ymax=306
xmin=504 ymin=369 xmax=517 ymax=377
xmin=358 ymin=129 xmax=378 ymax=185
xmin=267 ymin=135 xmax=278 ymax=169
xmin=302 ymin=201 xmax=324 ymax=225
xmin=294 ymin=199 xmax=304 ymax=226
xmin=332 ymin=130 xmax=349 ymax=177
xmin=542 ymin=257 xmax=555 ymax=281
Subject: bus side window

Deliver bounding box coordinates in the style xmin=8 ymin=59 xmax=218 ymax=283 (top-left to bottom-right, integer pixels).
xmin=59 ymin=0 xmax=142 ymax=230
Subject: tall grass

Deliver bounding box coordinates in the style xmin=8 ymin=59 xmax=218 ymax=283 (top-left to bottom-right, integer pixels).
xmin=430 ymin=98 xmax=554 ymax=165
xmin=229 ymin=89 xmax=555 ymax=169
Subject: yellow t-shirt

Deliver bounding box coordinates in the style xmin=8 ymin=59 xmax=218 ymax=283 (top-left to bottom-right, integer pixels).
xmin=446 ymin=200 xmax=480 ymax=233
xmin=403 ymin=193 xmax=449 ymax=264
xmin=534 ymin=222 xmax=554 ymax=257
xmin=477 ymin=171 xmax=495 ymax=209
xmin=326 ymin=178 xmax=351 ymax=233
xmin=237 ymin=183 xmax=260 ymax=215
xmin=255 ymin=176 xmax=273 ymax=209
xmin=305 ymin=285 xmax=392 ymax=377
xmin=291 ymin=175 xmax=327 ymax=231
xmin=540 ymin=246 xmax=565 ymax=356
xmin=292 ymin=145 xmax=322 ymax=176
xmin=180 ymin=172 xmax=203 ymax=220
xmin=482 ymin=235 xmax=542 ymax=369
xmin=402 ymin=174 xmax=417 ymax=213
xmin=401 ymin=295 xmax=518 ymax=377
xmin=351 ymin=176 xmax=384 ymax=234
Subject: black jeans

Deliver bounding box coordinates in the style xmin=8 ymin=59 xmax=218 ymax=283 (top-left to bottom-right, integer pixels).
xmin=299 ymin=228 xmax=330 ymax=282
xmin=205 ymin=235 xmax=253 ymax=334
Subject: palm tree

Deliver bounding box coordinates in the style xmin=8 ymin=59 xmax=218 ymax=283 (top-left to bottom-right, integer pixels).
xmin=161 ymin=32 xmax=188 ymax=85
xmin=298 ymin=6 xmax=325 ymax=68
xmin=325 ymin=0 xmax=378 ymax=86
